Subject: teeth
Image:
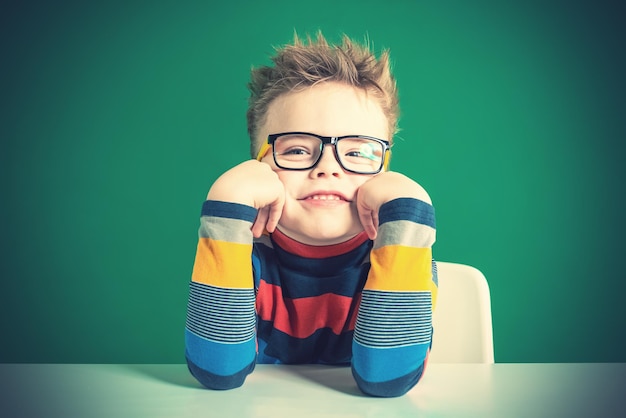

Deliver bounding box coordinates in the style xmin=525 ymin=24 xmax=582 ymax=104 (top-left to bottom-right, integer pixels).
xmin=310 ymin=195 xmax=341 ymax=200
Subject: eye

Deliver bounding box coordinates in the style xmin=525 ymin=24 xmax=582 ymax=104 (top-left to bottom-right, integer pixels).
xmin=344 ymin=143 xmax=381 ymax=160
xmin=274 ymin=134 xmax=319 ymax=160
xmin=345 ymin=150 xmax=364 ymax=158
xmin=281 ymin=147 xmax=311 ymax=156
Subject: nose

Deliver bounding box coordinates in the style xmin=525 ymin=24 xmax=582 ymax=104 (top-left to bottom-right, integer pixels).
xmin=310 ymin=145 xmax=342 ymax=178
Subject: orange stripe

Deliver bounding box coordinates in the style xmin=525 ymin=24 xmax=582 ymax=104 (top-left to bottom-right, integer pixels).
xmin=366 ymin=245 xmax=433 ymax=292
xmin=191 ymin=238 xmax=253 ymax=289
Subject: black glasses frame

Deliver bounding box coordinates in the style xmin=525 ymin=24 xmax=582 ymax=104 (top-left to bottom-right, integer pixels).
xmin=267 ymin=132 xmax=390 ymax=174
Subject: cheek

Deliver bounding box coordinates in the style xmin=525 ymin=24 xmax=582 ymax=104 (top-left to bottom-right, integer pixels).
xmin=351 ymin=175 xmax=372 ymax=189
xmin=275 ymin=171 xmax=302 ymax=195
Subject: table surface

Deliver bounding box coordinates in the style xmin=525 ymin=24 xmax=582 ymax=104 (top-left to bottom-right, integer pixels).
xmin=1 ymin=363 xmax=624 ymax=418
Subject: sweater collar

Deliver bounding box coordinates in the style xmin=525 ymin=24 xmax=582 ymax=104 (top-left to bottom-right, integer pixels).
xmin=271 ymin=228 xmax=370 ymax=259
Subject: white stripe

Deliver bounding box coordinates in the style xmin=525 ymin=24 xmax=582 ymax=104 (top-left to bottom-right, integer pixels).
xmin=373 ymin=220 xmax=436 ymax=249
xmin=354 ymin=289 xmax=432 ymax=348
xmin=186 ymin=282 xmax=256 ymax=343
xmin=199 ymin=216 xmax=253 ymax=243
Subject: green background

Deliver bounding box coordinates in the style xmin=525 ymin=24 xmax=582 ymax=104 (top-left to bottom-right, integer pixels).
xmin=1 ymin=0 xmax=624 ymax=364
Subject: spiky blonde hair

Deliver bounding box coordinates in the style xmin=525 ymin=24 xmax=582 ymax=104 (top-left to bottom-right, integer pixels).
xmin=246 ymin=32 xmax=399 ymax=157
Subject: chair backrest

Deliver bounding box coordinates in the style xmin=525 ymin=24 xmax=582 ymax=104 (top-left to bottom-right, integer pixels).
xmin=428 ymin=261 xmax=494 ymax=363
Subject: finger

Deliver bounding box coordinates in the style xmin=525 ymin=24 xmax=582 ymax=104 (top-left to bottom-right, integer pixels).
xmin=370 ymin=209 xmax=379 ymax=239
xmin=251 ymin=207 xmax=269 ymax=238
xmin=356 ymin=189 xmax=375 ymax=240
xmin=265 ymin=196 xmax=284 ymax=233
xmin=357 ymin=206 xmax=377 ymax=240
xmin=364 ymin=212 xmax=378 ymax=240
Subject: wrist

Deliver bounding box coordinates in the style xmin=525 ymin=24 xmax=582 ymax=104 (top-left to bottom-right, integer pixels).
xmin=207 ymin=180 xmax=255 ymax=207
xmin=367 ymin=172 xmax=431 ymax=208
xmin=379 ymin=197 xmax=434 ymax=224
xmin=201 ymin=200 xmax=258 ymax=221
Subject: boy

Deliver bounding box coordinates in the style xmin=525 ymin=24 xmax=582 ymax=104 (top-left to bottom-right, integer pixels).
xmin=185 ymin=33 xmax=437 ymax=397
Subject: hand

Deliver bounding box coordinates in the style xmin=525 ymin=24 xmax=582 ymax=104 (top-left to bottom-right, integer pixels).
xmin=207 ymin=160 xmax=285 ymax=237
xmin=356 ymin=171 xmax=431 ymax=240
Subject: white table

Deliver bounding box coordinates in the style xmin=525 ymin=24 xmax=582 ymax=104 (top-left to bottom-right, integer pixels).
xmin=1 ymin=363 xmax=624 ymax=417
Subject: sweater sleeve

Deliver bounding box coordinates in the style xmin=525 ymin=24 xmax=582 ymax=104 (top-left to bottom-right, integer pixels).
xmin=185 ymin=200 xmax=258 ymax=390
xmin=351 ymin=197 xmax=437 ymax=397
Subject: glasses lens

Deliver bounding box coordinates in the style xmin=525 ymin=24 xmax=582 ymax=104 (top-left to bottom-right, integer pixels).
xmin=273 ymin=134 xmax=322 ymax=169
xmin=336 ymin=137 xmax=385 ymax=173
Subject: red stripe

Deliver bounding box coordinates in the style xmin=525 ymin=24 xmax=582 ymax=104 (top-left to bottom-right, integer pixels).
xmin=256 ymin=280 xmax=360 ymax=338
xmin=271 ymin=229 xmax=369 ymax=259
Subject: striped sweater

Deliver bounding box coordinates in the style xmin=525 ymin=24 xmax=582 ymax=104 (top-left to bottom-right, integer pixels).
xmin=185 ymin=197 xmax=437 ymax=397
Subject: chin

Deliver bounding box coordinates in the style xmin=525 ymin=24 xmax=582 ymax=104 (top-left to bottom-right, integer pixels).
xmin=279 ymin=215 xmax=362 ymax=245
xmin=304 ymin=227 xmax=362 ymax=245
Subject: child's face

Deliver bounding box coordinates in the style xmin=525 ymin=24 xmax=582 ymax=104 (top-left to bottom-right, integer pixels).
xmin=259 ymin=81 xmax=389 ymax=245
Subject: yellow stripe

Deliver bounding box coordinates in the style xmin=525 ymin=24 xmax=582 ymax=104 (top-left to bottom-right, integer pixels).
xmin=191 ymin=238 xmax=253 ymax=289
xmin=365 ymin=245 xmax=435 ymax=292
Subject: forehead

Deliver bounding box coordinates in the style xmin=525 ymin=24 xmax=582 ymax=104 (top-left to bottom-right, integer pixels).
xmin=260 ymin=82 xmax=389 ymax=141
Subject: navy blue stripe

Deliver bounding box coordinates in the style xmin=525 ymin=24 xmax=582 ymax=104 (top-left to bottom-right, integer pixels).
xmin=378 ymin=198 xmax=435 ymax=228
xmin=257 ymin=320 xmax=353 ymax=364
xmin=254 ymin=240 xmax=370 ymax=298
xmin=201 ymin=200 xmax=258 ymax=222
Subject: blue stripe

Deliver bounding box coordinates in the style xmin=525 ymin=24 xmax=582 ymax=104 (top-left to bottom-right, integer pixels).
xmin=352 ymin=360 xmax=425 ymax=397
xmin=201 ymin=200 xmax=258 ymax=222
xmin=253 ymin=237 xmax=372 ymax=299
xmin=187 ymin=355 xmax=254 ymax=390
xmin=185 ymin=328 xmax=256 ymax=376
xmin=378 ymin=198 xmax=435 ymax=228
xmin=352 ymin=340 xmax=429 ymax=383
xmin=254 ymin=238 xmax=371 ymax=298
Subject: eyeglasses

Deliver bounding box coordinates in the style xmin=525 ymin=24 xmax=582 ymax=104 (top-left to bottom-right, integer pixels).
xmin=256 ymin=132 xmax=390 ymax=174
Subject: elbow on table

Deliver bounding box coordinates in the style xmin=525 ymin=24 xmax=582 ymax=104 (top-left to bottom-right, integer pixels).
xmin=186 ymin=357 xmax=255 ymax=390
xmin=352 ymin=363 xmax=425 ymax=398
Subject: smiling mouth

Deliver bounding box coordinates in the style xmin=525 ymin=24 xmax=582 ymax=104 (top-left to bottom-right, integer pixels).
xmin=300 ymin=192 xmax=352 ymax=203
xmin=306 ymin=194 xmax=345 ymax=201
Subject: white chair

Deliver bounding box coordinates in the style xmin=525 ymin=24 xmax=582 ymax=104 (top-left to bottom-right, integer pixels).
xmin=428 ymin=261 xmax=494 ymax=364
